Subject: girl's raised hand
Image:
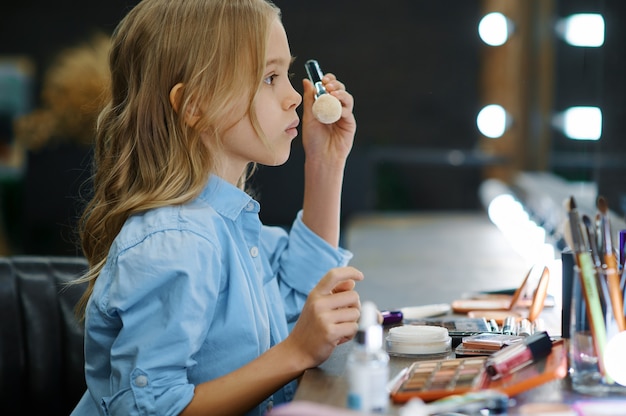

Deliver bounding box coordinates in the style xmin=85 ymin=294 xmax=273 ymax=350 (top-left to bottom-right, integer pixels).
xmin=301 ymin=74 xmax=356 ymax=164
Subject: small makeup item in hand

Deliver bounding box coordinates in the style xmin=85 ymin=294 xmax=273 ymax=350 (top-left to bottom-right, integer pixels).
xmin=304 ymin=59 xmax=342 ymax=124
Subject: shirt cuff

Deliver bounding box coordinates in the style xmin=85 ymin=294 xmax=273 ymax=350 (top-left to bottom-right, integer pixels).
xmin=282 ymin=210 xmax=353 ymax=294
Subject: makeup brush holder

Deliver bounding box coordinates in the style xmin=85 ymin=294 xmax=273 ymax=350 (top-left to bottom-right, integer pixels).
xmin=569 ymin=266 xmax=626 ymax=395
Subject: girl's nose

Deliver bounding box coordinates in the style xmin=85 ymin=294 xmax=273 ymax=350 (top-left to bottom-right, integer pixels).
xmin=285 ymin=84 xmax=302 ymax=110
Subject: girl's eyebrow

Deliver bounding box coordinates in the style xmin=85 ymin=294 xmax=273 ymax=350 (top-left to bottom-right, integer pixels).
xmin=265 ymin=56 xmax=297 ymax=68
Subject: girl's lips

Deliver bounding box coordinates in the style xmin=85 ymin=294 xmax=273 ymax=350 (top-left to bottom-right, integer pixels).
xmin=286 ymin=119 xmax=299 ymax=137
xmin=286 ymin=119 xmax=300 ymax=131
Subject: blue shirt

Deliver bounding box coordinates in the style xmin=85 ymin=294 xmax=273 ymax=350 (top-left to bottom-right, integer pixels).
xmin=71 ymin=175 xmax=352 ymax=416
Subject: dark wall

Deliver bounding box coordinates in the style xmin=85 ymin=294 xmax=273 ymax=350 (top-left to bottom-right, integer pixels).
xmin=275 ymin=1 xmax=481 ymax=149
xmin=1 ymin=1 xmax=483 ymax=231
xmin=596 ymin=1 xmax=626 ymax=215
xmin=262 ymin=1 xmax=484 ymax=224
xmin=0 ymin=0 xmax=137 ymax=96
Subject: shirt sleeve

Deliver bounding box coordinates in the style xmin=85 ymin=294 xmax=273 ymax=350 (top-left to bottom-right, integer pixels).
xmin=98 ymin=229 xmax=220 ymax=416
xmin=261 ymin=210 xmax=353 ymax=325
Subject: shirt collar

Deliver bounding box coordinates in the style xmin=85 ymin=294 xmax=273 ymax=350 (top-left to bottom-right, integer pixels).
xmin=199 ymin=175 xmax=259 ymax=220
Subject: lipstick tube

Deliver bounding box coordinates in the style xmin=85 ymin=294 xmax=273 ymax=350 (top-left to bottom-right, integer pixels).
xmin=485 ymin=331 xmax=552 ymax=378
xmin=381 ymin=310 xmax=403 ymax=325
xmin=501 ymin=316 xmax=517 ymax=335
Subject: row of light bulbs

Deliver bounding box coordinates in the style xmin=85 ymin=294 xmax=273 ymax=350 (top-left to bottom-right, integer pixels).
xmin=476 ymin=12 xmax=605 ymax=141
xmin=479 ymin=12 xmax=605 ymax=48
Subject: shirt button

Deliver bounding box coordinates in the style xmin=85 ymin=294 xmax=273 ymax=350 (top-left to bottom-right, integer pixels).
xmin=246 ymin=202 xmax=254 ymax=211
xmin=266 ymin=400 xmax=273 ymax=412
xmin=135 ymin=375 xmax=148 ymax=387
xmin=250 ymin=246 xmax=259 ymax=257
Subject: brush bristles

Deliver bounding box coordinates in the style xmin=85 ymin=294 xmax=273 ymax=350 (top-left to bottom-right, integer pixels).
xmin=567 ymin=195 xmax=577 ymax=212
xmin=597 ymin=195 xmax=608 ymax=214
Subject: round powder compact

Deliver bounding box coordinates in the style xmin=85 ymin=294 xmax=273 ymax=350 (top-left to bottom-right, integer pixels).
xmin=386 ymin=325 xmax=451 ymax=357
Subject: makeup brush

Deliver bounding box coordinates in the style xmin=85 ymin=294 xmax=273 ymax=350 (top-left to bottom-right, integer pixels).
xmin=567 ymin=196 xmax=611 ymax=382
xmin=582 ymin=214 xmax=613 ymax=324
xmin=582 ymin=214 xmax=603 ymax=270
xmin=305 ymin=59 xmax=342 ymax=124
xmin=561 ymin=196 xmax=583 ymax=253
xmin=596 ymin=196 xmax=626 ymax=331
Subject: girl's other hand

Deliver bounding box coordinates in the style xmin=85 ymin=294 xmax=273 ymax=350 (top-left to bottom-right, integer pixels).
xmin=284 ymin=266 xmax=364 ymax=369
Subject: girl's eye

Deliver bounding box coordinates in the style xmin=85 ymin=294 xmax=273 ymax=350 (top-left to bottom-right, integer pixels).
xmin=263 ymin=74 xmax=277 ymax=85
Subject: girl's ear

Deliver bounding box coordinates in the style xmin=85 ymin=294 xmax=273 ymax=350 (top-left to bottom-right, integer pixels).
xmin=169 ymin=83 xmax=201 ymax=126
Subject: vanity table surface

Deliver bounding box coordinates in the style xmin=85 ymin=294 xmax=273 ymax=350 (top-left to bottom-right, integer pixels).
xmin=293 ymin=212 xmax=589 ymax=414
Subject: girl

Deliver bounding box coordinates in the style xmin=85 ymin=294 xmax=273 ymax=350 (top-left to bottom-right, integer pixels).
xmin=70 ymin=0 xmax=362 ymax=415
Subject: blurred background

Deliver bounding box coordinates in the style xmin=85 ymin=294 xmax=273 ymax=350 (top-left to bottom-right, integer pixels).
xmin=0 ymin=0 xmax=624 ymax=257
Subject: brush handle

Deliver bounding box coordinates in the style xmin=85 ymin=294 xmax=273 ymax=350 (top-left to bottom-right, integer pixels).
xmin=603 ymin=254 xmax=626 ymax=332
xmin=528 ymin=267 xmax=550 ymax=322
xmin=619 ymin=229 xmax=626 ymax=268
xmin=578 ymin=252 xmax=612 ymax=383
xmin=305 ymin=59 xmax=327 ymax=97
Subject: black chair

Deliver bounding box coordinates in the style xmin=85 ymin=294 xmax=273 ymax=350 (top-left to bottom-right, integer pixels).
xmin=0 ymin=256 xmax=88 ymax=415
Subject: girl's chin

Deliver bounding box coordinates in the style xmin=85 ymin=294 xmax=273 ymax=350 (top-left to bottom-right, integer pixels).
xmin=270 ymin=155 xmax=290 ymax=166
xmin=271 ymin=147 xmax=292 ymax=166
xmin=256 ymin=141 xmax=293 ymax=166
xmin=258 ymin=152 xmax=290 ymax=167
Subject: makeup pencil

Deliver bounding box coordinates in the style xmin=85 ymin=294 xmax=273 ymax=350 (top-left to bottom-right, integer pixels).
xmin=567 ymin=196 xmax=611 ymax=381
xmin=597 ymin=196 xmax=626 ymax=332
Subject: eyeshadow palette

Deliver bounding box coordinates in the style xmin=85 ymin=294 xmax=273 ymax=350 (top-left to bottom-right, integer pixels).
xmin=390 ymin=339 xmax=568 ymax=403
xmin=391 ymin=356 xmax=488 ymax=403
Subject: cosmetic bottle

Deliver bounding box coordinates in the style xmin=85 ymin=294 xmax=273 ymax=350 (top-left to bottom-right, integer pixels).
xmin=347 ymin=301 xmax=390 ymax=413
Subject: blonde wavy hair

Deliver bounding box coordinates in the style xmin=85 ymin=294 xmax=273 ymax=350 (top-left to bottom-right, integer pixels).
xmin=75 ymin=0 xmax=280 ymax=318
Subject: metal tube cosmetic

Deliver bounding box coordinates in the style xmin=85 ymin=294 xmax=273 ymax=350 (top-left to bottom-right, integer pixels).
xmin=304 ymin=59 xmax=342 ymax=124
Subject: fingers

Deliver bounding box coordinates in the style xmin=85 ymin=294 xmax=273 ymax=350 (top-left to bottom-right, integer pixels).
xmin=331 ymin=279 xmax=356 ymax=294
xmin=323 ymin=301 xmax=361 ymax=324
xmin=333 ymin=322 xmax=361 ymax=346
xmin=319 ymin=287 xmax=361 ymax=312
xmin=313 ymin=268 xmax=362 ymax=339
xmin=302 ymin=73 xmax=354 ymax=117
xmin=319 ymin=304 xmax=361 ymax=347
xmin=285 ymin=267 xmax=363 ymax=367
xmin=301 ymin=77 xmax=315 ymax=111
xmin=314 ymin=266 xmax=363 ymax=296
xmin=321 ymin=73 xmax=354 ymax=114
xmin=320 ymin=73 xmax=344 ymax=94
